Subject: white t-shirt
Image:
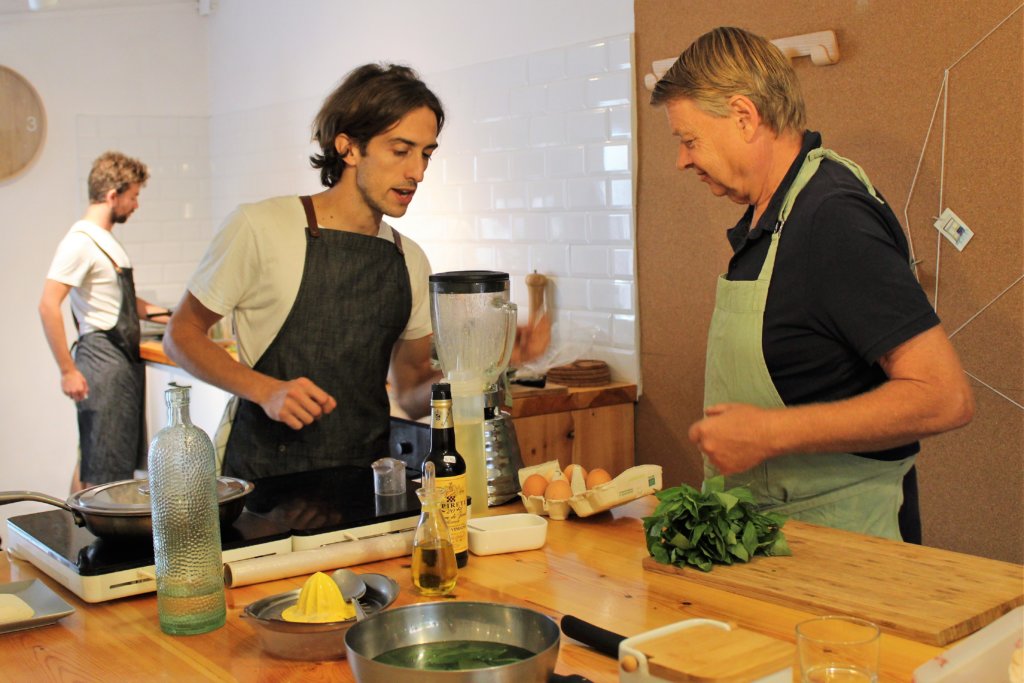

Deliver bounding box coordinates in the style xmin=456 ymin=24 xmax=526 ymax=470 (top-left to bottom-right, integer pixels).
xmin=46 ymin=220 xmax=131 ymax=335
xmin=188 ymin=195 xmax=433 ymax=367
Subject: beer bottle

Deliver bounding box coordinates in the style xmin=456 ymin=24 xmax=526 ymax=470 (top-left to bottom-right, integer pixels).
xmin=422 ymin=382 xmax=469 ymax=567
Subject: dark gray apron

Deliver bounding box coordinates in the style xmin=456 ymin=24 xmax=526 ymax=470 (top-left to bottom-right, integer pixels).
xmin=222 ymin=196 xmax=412 ymax=480
xmin=72 ymin=233 xmax=146 ymax=484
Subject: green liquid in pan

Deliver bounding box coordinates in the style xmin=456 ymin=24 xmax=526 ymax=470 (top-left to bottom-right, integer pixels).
xmin=373 ymin=640 xmax=536 ymax=670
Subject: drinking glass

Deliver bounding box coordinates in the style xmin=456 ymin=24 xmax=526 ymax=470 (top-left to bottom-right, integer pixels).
xmin=796 ymin=616 xmax=880 ymax=683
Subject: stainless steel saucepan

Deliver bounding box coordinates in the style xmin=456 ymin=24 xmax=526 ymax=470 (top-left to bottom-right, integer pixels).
xmin=0 ymin=476 xmax=253 ymax=538
xmin=345 ymin=601 xmax=590 ymax=682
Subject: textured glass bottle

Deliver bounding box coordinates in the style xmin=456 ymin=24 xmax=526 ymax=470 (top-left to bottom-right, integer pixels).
xmin=148 ymin=384 xmax=226 ymax=635
xmin=422 ymin=382 xmax=469 ymax=568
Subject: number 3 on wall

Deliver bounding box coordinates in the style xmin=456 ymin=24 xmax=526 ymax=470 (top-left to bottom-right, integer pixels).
xmin=1 ymin=65 xmax=47 ymax=182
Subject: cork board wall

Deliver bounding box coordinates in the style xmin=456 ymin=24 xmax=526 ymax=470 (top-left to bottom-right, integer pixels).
xmin=633 ymin=0 xmax=1023 ymax=563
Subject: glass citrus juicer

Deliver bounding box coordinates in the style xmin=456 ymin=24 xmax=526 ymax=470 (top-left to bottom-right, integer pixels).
xmin=428 ymin=271 xmax=517 ymax=514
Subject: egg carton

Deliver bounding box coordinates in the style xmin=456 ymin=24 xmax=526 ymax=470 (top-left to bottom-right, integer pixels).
xmin=517 ymin=461 xmax=663 ymax=520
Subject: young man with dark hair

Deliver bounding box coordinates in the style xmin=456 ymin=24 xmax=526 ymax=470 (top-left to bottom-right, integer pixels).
xmin=165 ymin=64 xmax=443 ymax=480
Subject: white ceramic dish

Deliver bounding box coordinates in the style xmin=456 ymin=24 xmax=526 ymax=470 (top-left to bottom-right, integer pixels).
xmin=0 ymin=579 xmax=75 ymax=634
xmin=467 ymin=513 xmax=548 ymax=555
xmin=912 ymin=606 xmax=1023 ymax=683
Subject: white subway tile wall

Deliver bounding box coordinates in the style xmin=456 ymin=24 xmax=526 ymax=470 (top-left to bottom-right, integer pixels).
xmin=76 ymin=34 xmax=639 ymax=385
xmin=394 ymin=34 xmax=638 ymax=383
xmin=77 ymin=115 xmax=216 ymax=309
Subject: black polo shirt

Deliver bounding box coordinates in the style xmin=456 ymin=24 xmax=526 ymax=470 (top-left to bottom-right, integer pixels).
xmin=726 ymin=131 xmax=940 ymax=461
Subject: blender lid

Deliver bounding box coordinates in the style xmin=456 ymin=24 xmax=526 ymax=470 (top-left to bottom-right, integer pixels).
xmin=429 ymin=270 xmax=509 ymax=294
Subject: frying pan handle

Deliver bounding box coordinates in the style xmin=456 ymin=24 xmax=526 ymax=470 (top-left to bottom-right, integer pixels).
xmin=0 ymin=491 xmax=86 ymax=526
xmin=560 ymin=614 xmax=627 ymax=659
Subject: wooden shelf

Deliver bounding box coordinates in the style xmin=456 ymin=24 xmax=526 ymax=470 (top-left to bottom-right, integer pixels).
xmin=509 ymin=380 xmax=637 ymax=418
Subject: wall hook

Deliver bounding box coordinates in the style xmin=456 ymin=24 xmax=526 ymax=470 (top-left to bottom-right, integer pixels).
xmin=644 ymin=30 xmax=840 ymax=91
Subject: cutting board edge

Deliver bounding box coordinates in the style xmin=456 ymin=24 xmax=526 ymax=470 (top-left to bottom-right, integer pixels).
xmin=641 ymin=555 xmax=1024 ymax=646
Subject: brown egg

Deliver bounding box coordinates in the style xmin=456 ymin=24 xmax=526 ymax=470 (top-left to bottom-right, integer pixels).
xmin=563 ymin=464 xmax=588 ymax=486
xmin=544 ymin=478 xmax=573 ymax=501
xmin=522 ymin=473 xmax=549 ymax=498
xmin=585 ymin=468 xmax=612 ymax=489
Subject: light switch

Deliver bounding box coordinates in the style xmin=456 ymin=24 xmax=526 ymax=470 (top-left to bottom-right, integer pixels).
xmin=933 ymin=208 xmax=974 ymax=251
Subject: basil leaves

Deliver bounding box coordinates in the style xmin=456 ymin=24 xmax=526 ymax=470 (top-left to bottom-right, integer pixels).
xmin=642 ymin=476 xmax=791 ymax=572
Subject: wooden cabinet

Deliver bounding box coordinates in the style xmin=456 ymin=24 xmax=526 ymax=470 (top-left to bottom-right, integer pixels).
xmin=510 ymin=382 xmax=637 ymax=473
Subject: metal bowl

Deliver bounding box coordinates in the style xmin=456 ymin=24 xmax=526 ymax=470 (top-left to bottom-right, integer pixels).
xmin=242 ymin=573 xmax=399 ymax=660
xmin=344 ymin=601 xmax=560 ymax=682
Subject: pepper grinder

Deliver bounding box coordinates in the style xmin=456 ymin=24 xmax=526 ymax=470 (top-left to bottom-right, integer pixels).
xmin=521 ymin=271 xmax=551 ymax=362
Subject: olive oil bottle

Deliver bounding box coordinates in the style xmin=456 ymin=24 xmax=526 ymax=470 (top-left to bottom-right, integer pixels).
xmin=422 ymin=382 xmax=469 ymax=568
xmin=411 ymin=462 xmax=458 ymax=596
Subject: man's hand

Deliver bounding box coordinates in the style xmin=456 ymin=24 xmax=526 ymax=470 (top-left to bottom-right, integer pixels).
xmin=259 ymin=377 xmax=337 ymax=430
xmin=61 ymin=368 xmax=89 ymax=402
xmin=688 ymin=403 xmax=779 ymax=475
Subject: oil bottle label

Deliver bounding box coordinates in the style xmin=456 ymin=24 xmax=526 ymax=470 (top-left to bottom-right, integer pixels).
xmin=436 ymin=473 xmax=468 ymax=554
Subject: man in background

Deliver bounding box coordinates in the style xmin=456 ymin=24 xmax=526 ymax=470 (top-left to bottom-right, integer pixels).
xmin=40 ymin=151 xmax=170 ymax=492
xmin=653 ymin=27 xmax=974 ymax=540
xmin=165 ymin=64 xmax=442 ymax=481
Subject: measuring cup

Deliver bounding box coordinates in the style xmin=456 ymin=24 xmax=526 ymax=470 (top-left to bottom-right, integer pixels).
xmin=371 ymin=457 xmax=407 ymax=496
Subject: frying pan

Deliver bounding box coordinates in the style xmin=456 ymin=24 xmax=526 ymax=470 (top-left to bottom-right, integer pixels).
xmin=0 ymin=476 xmax=253 ymax=538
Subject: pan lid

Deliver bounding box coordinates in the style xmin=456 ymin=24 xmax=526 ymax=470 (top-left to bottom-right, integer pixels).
xmin=68 ymin=477 xmax=253 ymax=516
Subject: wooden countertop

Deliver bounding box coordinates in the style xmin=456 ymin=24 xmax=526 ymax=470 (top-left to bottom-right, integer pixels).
xmin=2 ymin=497 xmax=978 ymax=683
xmin=140 ymin=340 xmax=638 ymax=417
xmin=140 ymin=339 xmax=235 ymax=365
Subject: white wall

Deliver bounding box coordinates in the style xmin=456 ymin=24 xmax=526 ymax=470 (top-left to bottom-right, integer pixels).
xmin=0 ymin=4 xmax=208 ymax=529
xmin=398 ymin=40 xmax=637 ymax=379
xmin=0 ymin=0 xmax=635 ymax=533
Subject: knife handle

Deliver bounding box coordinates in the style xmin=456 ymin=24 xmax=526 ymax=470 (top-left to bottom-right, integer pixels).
xmin=560 ymin=614 xmax=626 ymax=659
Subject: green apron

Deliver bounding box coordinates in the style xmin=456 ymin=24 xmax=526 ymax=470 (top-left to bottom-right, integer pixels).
xmin=703 ymin=148 xmax=913 ymax=540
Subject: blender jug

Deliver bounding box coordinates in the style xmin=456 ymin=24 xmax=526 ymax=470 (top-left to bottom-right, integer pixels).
xmin=429 ymin=271 xmax=517 ymax=512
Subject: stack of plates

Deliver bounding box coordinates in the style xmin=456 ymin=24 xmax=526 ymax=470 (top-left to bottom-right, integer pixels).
xmin=547 ymin=360 xmax=611 ymax=387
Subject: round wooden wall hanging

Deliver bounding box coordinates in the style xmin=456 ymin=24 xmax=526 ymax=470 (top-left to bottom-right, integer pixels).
xmin=1 ymin=66 xmax=47 ymax=182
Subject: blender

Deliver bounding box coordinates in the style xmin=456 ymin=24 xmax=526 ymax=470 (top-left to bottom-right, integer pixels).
xmin=429 ymin=271 xmax=517 ymax=514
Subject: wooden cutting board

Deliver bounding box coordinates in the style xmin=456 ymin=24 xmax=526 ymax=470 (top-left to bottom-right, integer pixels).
xmin=631 ymin=624 xmax=794 ymax=682
xmin=642 ymin=520 xmax=1024 ymax=646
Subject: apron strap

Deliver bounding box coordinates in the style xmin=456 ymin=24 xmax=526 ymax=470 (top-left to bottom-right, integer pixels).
xmin=75 ymin=230 xmax=124 ymax=273
xmin=391 ymin=228 xmax=405 ymax=255
xmin=299 ymin=195 xmax=321 ymax=238
xmin=298 ymin=195 xmax=406 ymax=254
xmin=775 ymin=148 xmax=884 ymax=233
xmin=71 ymin=230 xmax=128 ymax=338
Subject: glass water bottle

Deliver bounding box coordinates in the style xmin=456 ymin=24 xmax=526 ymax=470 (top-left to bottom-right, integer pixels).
xmin=148 ymin=383 xmax=226 ymax=635
xmin=411 ymin=462 xmax=458 ymax=596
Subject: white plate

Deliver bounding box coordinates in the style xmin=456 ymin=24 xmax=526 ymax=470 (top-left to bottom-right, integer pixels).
xmin=0 ymin=579 xmax=75 ymax=634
